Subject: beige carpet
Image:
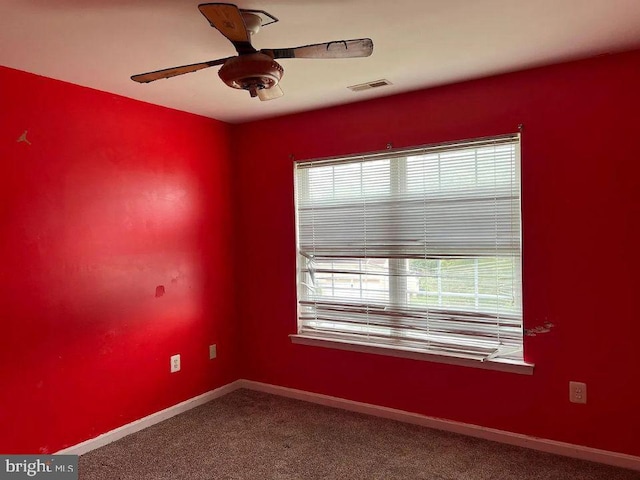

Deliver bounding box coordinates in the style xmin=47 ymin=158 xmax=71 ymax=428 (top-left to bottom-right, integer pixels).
xmin=79 ymin=389 xmax=639 ymax=479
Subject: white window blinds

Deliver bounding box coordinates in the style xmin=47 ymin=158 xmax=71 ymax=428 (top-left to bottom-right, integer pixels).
xmin=294 ymin=134 xmax=523 ymax=362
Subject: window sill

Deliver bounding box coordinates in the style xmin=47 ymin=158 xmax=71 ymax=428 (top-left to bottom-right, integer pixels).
xmin=290 ymin=334 xmax=534 ymax=375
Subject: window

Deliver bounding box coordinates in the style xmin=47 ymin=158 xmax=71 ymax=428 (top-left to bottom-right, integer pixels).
xmin=293 ymin=134 xmax=523 ymax=364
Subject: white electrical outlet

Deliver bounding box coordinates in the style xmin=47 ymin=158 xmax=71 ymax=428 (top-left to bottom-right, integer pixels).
xmin=569 ymin=381 xmax=587 ymax=404
xmin=170 ymin=354 xmax=181 ymax=373
xmin=209 ymin=344 xmax=217 ymax=360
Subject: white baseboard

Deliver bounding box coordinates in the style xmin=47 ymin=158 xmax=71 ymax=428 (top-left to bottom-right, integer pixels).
xmin=56 ymin=380 xmax=242 ymax=456
xmin=55 ymin=378 xmax=640 ymax=472
xmin=238 ymin=380 xmax=640 ymax=472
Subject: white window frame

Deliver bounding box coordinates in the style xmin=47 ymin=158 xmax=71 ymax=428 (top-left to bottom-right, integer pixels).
xmin=291 ymin=134 xmax=532 ymax=375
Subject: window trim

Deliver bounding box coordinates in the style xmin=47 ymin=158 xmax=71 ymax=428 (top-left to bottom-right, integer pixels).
xmin=293 ymin=133 xmax=528 ymax=370
xmin=290 ymin=334 xmax=534 ymax=375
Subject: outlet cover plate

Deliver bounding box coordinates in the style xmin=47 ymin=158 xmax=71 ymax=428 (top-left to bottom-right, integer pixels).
xmin=569 ymin=381 xmax=587 ymax=404
xmin=170 ymin=354 xmax=181 ymax=373
xmin=209 ymin=344 xmax=217 ymax=360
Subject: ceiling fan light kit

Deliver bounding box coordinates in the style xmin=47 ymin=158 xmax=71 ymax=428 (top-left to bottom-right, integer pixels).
xmin=131 ymin=3 xmax=373 ymax=102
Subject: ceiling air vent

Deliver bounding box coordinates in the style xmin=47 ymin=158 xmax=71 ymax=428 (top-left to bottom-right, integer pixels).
xmin=347 ymin=79 xmax=392 ymax=92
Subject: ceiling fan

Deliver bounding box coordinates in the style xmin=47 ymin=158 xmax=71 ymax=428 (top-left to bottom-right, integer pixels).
xmin=131 ymin=3 xmax=374 ymax=101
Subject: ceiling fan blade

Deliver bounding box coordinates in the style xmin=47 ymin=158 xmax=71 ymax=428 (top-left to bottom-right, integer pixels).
xmin=198 ymin=3 xmax=255 ymax=54
xmin=131 ymin=58 xmax=231 ymax=83
xmin=262 ymin=38 xmax=373 ymax=60
xmin=257 ymin=84 xmax=284 ymax=101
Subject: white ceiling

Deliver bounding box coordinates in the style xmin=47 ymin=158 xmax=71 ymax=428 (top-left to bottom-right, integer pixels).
xmin=2 ymin=0 xmax=640 ymax=124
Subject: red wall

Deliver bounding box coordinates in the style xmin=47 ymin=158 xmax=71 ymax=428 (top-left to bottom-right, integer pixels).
xmin=232 ymin=50 xmax=640 ymax=456
xmin=3 ymin=49 xmax=639 ymax=457
xmin=0 ymin=67 xmax=238 ymax=453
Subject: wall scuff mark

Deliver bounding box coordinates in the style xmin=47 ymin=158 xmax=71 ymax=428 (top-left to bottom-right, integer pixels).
xmin=17 ymin=130 xmax=32 ymax=145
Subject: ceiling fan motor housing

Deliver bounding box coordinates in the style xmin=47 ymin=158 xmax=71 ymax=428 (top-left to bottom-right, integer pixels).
xmin=218 ymin=53 xmax=284 ymax=95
